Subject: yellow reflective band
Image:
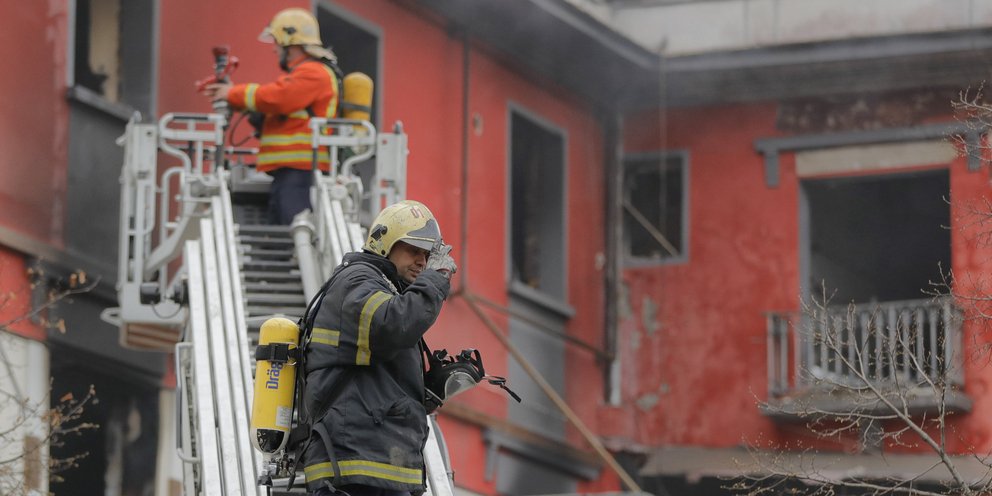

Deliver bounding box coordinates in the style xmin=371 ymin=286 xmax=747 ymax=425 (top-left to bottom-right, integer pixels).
xmin=311 ymin=328 xmax=340 ymax=347
xmin=288 ymin=110 xmax=310 ymax=119
xmin=304 ymin=462 xmax=334 ymax=482
xmin=356 ymin=291 xmax=391 ymax=365
xmin=259 ymin=133 xmax=312 ymax=146
xmin=304 ymin=460 xmax=422 ymax=485
xmin=340 ymin=460 xmax=422 ymax=484
xmin=245 ymin=83 xmax=259 ymax=111
xmin=257 ymin=150 xmax=330 ymax=165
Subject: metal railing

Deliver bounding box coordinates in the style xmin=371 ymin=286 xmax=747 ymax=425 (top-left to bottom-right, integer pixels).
xmin=767 ymin=297 xmax=964 ymax=398
xmin=303 ymin=117 xmax=406 ymax=281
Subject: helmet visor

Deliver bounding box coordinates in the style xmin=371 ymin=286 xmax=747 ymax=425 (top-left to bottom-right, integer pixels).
xmin=402 ymin=237 xmax=437 ymax=251
xmin=401 ymin=218 xmax=441 ymax=251
xmin=258 ymin=27 xmax=276 ymax=44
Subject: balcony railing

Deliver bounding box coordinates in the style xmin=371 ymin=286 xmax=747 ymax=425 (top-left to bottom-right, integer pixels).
xmin=766 ymin=297 xmax=968 ymax=416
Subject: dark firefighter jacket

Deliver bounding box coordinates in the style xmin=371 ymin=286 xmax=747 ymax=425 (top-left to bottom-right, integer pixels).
xmin=301 ymin=251 xmax=450 ymax=492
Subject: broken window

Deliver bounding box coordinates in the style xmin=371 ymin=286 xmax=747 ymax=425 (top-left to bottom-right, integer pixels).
xmin=509 ymin=108 xmax=566 ymax=299
xmin=799 ymin=169 xmax=956 ymax=395
xmin=72 ymin=0 xmax=154 ymax=113
xmin=622 ymin=151 xmax=687 ymax=264
xmin=803 ymin=169 xmax=950 ymax=304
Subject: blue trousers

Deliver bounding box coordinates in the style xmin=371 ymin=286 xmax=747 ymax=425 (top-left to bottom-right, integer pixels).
xmin=313 ymin=484 xmax=410 ymax=496
xmin=268 ymin=168 xmax=313 ymax=225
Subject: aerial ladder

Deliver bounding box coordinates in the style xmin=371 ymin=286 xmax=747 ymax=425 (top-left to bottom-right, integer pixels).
xmin=103 ymin=112 xmax=456 ymax=495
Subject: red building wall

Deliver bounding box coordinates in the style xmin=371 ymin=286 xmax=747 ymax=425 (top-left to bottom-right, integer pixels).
xmin=0 ymin=1 xmax=70 ymax=247
xmin=0 ymin=247 xmax=44 ymax=341
xmin=0 ymin=2 xmax=70 ymax=342
xmin=621 ymin=102 xmax=992 ymax=457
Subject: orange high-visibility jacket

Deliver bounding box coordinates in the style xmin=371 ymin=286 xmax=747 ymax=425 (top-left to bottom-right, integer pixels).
xmin=227 ymin=57 xmax=338 ymax=173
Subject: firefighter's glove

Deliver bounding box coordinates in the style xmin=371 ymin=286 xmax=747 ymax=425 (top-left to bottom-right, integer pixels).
xmin=427 ymin=243 xmax=457 ymax=279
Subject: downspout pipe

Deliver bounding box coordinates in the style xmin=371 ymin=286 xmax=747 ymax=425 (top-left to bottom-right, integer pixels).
xmin=457 ymin=29 xmax=470 ymax=293
xmin=604 ymin=111 xmax=623 ymax=406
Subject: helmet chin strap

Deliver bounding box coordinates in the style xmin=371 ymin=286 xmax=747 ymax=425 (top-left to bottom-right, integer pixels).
xmin=277 ymin=46 xmax=290 ymax=72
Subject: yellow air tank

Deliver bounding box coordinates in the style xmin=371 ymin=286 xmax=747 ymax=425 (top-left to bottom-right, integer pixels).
xmin=250 ymin=317 xmax=299 ymax=454
xmin=341 ymin=72 xmax=374 ymax=122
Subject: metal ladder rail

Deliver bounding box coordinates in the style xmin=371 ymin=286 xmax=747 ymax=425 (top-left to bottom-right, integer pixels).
xmin=216 ymin=183 xmax=259 ymax=478
xmin=312 ymin=181 xmax=366 ymax=273
xmin=199 ymin=215 xmax=248 ymax=494
xmin=210 ymin=187 xmax=265 ymax=495
xmin=424 ymin=416 xmax=454 ymax=496
xmin=179 ymin=212 xmax=263 ymax=495
xmin=183 ymin=239 xmax=224 ymax=495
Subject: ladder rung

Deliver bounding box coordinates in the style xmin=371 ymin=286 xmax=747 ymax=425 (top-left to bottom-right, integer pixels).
xmin=239 ymin=235 xmax=294 ymax=247
xmin=243 ymin=271 xmax=301 ymax=281
xmin=243 ymin=282 xmax=303 ymax=293
xmin=238 ymin=224 xmax=292 ymax=236
xmin=246 ymin=293 xmax=307 ymax=305
xmin=246 ymin=315 xmax=292 ymax=330
xmin=242 ymin=247 xmax=296 ymax=259
xmin=243 ymin=260 xmax=297 ymax=270
xmin=247 ymin=305 xmax=306 ymax=318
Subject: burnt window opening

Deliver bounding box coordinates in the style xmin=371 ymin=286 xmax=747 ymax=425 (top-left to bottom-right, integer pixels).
xmin=49 ymin=346 xmax=159 ymax=496
xmin=74 ymin=0 xmax=121 ymax=101
xmin=623 ymin=152 xmax=687 ymax=264
xmin=72 ymin=0 xmax=154 ymax=113
xmin=317 ymin=5 xmax=381 ymax=127
xmin=803 ymin=169 xmax=951 ymax=304
xmin=510 ymin=109 xmax=566 ymax=299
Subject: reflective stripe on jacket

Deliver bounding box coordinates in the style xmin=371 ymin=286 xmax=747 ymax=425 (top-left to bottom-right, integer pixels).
xmin=302 ymin=251 xmax=450 ymax=492
xmin=227 ymin=57 xmax=338 ymax=173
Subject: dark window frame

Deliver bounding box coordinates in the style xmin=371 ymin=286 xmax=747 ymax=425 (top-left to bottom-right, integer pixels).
xmin=622 ymin=150 xmax=690 ymax=266
xmin=316 ymin=0 xmax=384 ymax=127
xmin=506 ymin=103 xmax=570 ymax=310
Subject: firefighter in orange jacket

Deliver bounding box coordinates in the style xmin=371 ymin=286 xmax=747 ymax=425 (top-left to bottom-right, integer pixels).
xmin=204 ymin=8 xmax=339 ymax=225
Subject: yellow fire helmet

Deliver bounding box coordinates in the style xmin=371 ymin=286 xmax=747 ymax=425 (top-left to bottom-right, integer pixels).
xmin=259 ymin=8 xmax=335 ymax=60
xmin=364 ymin=200 xmax=442 ymax=257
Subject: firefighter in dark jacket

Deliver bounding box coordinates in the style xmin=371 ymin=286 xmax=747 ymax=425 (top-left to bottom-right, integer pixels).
xmin=303 ymin=199 xmax=457 ymax=496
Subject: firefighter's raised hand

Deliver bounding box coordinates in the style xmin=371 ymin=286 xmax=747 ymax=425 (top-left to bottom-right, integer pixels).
xmin=426 ymin=242 xmax=457 ymax=279
xmin=203 ymin=82 xmax=232 ymax=102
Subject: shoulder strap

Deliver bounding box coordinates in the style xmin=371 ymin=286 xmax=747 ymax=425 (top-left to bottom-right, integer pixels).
xmin=299 ymin=260 xmax=390 ymax=350
xmin=307 ymin=58 xmax=343 ymax=118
